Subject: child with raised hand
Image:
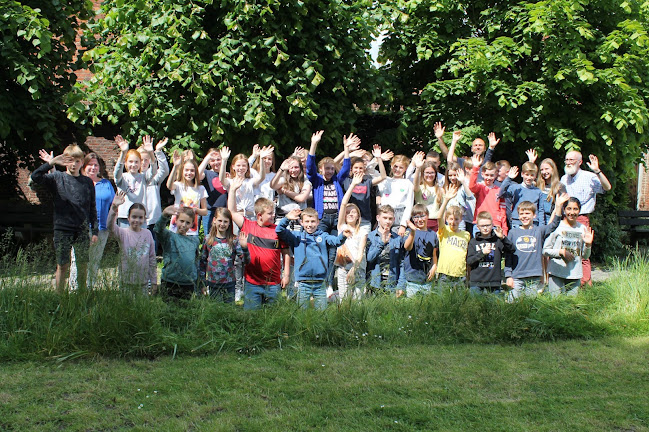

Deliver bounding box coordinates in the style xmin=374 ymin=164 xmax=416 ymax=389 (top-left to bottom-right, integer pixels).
xmin=198 ymin=148 xmax=228 ymax=236
xmin=401 ymin=203 xmax=439 ymax=297
xmin=199 ymin=208 xmax=250 ymax=303
xmin=498 ymin=160 xmax=543 ymax=228
xmin=228 ymin=176 xmax=290 ymax=310
xmin=138 ymin=136 xmax=169 ymax=249
xmin=542 ymin=198 xmax=594 ymax=297
xmin=166 ymin=149 xmax=208 ymax=235
xmin=270 ymin=155 xmax=312 ymax=225
xmin=249 ymin=144 xmax=277 ymax=201
xmin=155 ymin=204 xmax=200 ymax=300
xmin=108 ymin=191 xmax=156 ymax=294
xmin=435 ymin=185 xmax=470 ymax=289
xmin=505 ymin=193 xmax=568 ymax=301
xmin=219 ymin=146 xmax=265 ymax=220
xmin=31 ymin=145 xmax=99 ymax=292
xmin=467 ymin=212 xmax=516 ymax=295
xmin=536 ymin=157 xmax=566 ymax=225
xmin=468 ymin=154 xmax=507 ymax=235
xmin=366 ymin=205 xmax=404 ymax=296
xmin=343 ymin=144 xmax=387 ymax=235
xmin=113 ymin=135 xmax=157 ymax=228
xmin=276 ymin=208 xmax=348 ymax=310
xmin=379 ymin=154 xmax=414 ymax=236
xmin=412 ymin=151 xmax=444 ymax=231
xmin=335 ymin=172 xmax=368 ymax=300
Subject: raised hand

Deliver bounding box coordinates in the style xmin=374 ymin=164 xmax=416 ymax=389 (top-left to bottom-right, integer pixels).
xmin=488 ymin=132 xmax=500 ymax=149
xmin=311 ymin=130 xmax=324 ymax=146
xmin=433 ymin=122 xmax=445 ymax=139
xmin=279 ymin=159 xmax=291 ymax=172
xmin=380 ymin=149 xmax=394 ymax=162
xmin=259 ymin=145 xmax=274 ymax=158
xmin=344 ymin=133 xmax=361 ymax=150
xmin=230 ymin=175 xmax=244 ymax=191
xmin=525 ymin=149 xmax=538 ymax=163
xmin=494 ymin=226 xmax=504 ymax=239
xmin=508 ymin=166 xmax=519 ymax=179
xmin=587 ymin=154 xmax=600 ymax=172
xmin=293 ymin=146 xmax=306 ymax=158
xmin=172 ymin=149 xmax=182 ymax=166
xmin=142 ymin=135 xmax=154 ymax=153
xmin=471 ymin=154 xmax=482 ymax=168
xmin=38 ymin=149 xmax=53 ymax=164
xmin=412 ymin=151 xmax=425 ymax=168
xmin=555 ymin=192 xmax=570 ymax=208
xmin=49 ymin=154 xmax=73 ymax=167
xmin=349 ymin=149 xmax=365 ymax=159
xmin=371 ymin=144 xmax=382 ymax=159
xmin=444 ymin=184 xmax=459 ymax=200
xmin=112 ymin=190 xmax=126 ymax=207
xmin=351 ymin=172 xmax=364 ymax=186
xmin=286 ymin=209 xmax=301 ymax=220
xmin=582 ymin=226 xmax=594 ymax=245
xmin=456 ymin=168 xmax=466 ymax=184
xmin=220 ymin=146 xmax=231 ymax=160
xmin=251 ymin=144 xmax=261 ymax=157
xmin=155 ymin=137 xmax=169 ymax=152
xmin=239 ymin=230 xmax=248 ymax=249
xmin=452 ymin=130 xmax=462 ymax=144
xmin=115 ymin=135 xmax=129 ymax=152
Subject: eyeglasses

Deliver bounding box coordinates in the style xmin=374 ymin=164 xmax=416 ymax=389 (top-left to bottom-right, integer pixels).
xmin=564 ymin=158 xmax=580 ymax=163
xmin=412 ymin=215 xmax=427 ymax=220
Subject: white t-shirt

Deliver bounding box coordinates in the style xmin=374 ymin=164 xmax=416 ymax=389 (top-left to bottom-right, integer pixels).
xmin=170 ymin=182 xmax=207 ymax=235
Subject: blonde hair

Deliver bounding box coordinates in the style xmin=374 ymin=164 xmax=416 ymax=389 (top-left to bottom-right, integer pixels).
xmin=63 ymin=144 xmax=84 ymax=159
xmin=390 ymin=155 xmax=411 ymax=177
xmin=536 ymin=158 xmax=563 ymax=204
xmin=283 ymin=156 xmax=305 ymax=193
xmin=521 ymin=162 xmax=538 ymax=175
xmin=254 ymin=197 xmax=274 ymax=216
xmin=445 ymin=205 xmax=463 ymax=220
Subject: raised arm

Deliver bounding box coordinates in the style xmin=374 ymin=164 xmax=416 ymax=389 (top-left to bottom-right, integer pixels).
xmin=333 ymin=133 xmax=360 ymax=165
xmin=151 ymin=138 xmax=170 ymax=186
xmin=251 ymin=146 xmax=272 ymax=188
xmin=411 ymin=152 xmax=425 ymax=192
xmin=141 ymin=135 xmax=158 ymax=181
xmin=446 ymin=130 xmax=462 ymax=164
xmin=226 ymin=176 xmax=245 ymax=228
xmin=108 ymin=191 xmax=126 ymax=234
xmin=113 ymin=135 xmax=129 ymax=182
xmin=434 ymin=122 xmax=449 ymax=159
xmin=166 ymin=150 xmax=182 ymax=190
xmin=483 ymin=132 xmax=500 ymax=163
xmin=198 ymin=150 xmax=217 ymax=181
xmin=436 ymin=184 xmax=459 ymax=226
xmin=218 ymin=146 xmax=231 ymax=188
xmin=337 ymin=172 xmax=363 ymax=232
xmin=371 ymin=144 xmax=387 ymax=186
xmin=270 ymin=159 xmax=289 ymax=190
xmin=587 ymin=154 xmax=612 ymax=191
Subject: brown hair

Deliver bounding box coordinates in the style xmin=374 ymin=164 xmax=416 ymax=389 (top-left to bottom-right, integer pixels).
xmin=282 ymin=156 xmax=305 ymax=194
xmin=481 ymin=161 xmax=496 ymax=172
xmin=63 ymin=144 xmax=84 ymax=159
xmin=177 ymin=158 xmax=200 ymax=187
xmin=536 ymin=158 xmax=563 ymax=204
xmin=207 ymin=207 xmax=235 ymax=251
xmin=83 ymin=152 xmax=104 ymax=179
xmin=521 ymin=162 xmax=538 ymax=175
xmin=300 ymin=207 xmax=319 ymax=220
xmin=476 ymin=211 xmax=493 ymax=222
xmin=517 ymin=201 xmax=537 ymax=215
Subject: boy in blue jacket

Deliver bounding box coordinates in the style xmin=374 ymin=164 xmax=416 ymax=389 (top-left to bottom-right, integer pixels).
xmin=366 ymin=205 xmax=404 ymax=296
xmin=276 ymin=207 xmax=348 ymax=310
xmin=498 ymin=162 xmax=544 ymax=228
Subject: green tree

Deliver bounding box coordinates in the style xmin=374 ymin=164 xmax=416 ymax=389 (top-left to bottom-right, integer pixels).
xmin=72 ymin=0 xmax=383 ymax=156
xmin=379 ymin=0 xmax=649 ymax=174
xmin=1 ymin=0 xmax=92 ymax=166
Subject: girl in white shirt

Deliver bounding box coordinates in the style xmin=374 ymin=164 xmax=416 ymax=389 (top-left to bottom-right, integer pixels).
xmin=166 ymin=150 xmax=208 ymax=235
xmin=379 ymin=154 xmax=414 ymax=236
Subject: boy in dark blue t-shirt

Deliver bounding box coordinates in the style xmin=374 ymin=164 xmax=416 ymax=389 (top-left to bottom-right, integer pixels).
xmin=402 ymin=204 xmax=438 ymax=297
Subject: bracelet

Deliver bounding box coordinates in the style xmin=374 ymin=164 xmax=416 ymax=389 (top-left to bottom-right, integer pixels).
xmin=593 ymin=170 xmax=601 ymax=175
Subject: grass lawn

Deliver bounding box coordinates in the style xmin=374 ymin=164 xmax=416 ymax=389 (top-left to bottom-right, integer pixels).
xmin=2 ymin=337 xmax=648 ymax=431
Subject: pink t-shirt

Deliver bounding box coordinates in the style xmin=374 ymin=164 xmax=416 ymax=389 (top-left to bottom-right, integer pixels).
xmin=112 ymin=226 xmax=157 ymax=286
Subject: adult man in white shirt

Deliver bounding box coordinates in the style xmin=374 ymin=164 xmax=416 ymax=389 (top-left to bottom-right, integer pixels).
xmin=561 ymin=151 xmax=612 ymax=286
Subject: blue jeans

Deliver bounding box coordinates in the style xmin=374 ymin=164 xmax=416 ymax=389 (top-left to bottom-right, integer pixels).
xmin=297 ymin=280 xmax=327 ymax=310
xmin=243 ymin=280 xmax=280 ymax=310
xmin=318 ymin=213 xmax=338 ymax=288
xmin=208 ymin=281 xmax=236 ymax=303
xmin=405 ymin=280 xmax=432 ymax=297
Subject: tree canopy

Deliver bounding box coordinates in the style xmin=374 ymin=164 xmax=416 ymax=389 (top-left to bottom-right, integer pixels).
xmin=1 ymin=0 xmax=92 ymax=164
xmin=72 ymin=0 xmax=383 ymax=155
xmin=379 ymin=0 xmax=649 ymax=178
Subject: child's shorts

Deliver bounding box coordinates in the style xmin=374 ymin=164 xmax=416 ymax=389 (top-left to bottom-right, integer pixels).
xmin=54 ymin=229 xmax=89 ymax=266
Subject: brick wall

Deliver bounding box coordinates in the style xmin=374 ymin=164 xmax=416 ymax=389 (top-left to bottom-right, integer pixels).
xmin=639 ymin=153 xmax=649 ymax=210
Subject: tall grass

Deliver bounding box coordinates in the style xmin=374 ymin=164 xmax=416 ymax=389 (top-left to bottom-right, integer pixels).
xmin=1 ymin=244 xmax=648 ymax=360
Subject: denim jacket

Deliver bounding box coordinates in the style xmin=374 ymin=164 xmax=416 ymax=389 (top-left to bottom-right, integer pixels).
xmin=366 ymin=229 xmax=404 ymax=290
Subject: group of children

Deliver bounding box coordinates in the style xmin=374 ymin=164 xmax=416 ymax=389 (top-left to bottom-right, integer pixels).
xmin=32 ymin=125 xmax=596 ymax=309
